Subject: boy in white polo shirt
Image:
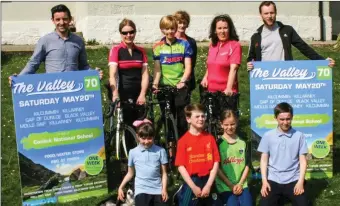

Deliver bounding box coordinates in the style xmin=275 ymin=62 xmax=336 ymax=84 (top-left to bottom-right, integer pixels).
xmin=258 ymin=102 xmax=308 ymax=206
xmin=118 ymin=122 xmax=168 ymax=206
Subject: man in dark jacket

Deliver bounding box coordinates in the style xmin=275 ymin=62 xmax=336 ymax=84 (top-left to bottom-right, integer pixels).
xmin=247 ymin=1 xmax=335 ymax=70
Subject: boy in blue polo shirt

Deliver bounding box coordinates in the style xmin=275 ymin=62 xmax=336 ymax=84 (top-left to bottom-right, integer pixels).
xmin=118 ymin=122 xmax=169 ymax=206
xmin=257 ymin=102 xmax=308 ymax=206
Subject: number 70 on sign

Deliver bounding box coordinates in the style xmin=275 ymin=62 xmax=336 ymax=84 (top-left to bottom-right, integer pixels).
xmin=317 ymin=67 xmax=332 ymax=80
xmin=84 ymin=76 xmax=100 ymax=91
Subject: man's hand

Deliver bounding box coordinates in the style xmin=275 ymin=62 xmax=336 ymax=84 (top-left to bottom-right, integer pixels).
xmin=161 ymin=188 xmax=168 ymax=202
xmin=247 ymin=60 xmax=254 ymax=71
xmin=260 ymin=180 xmax=271 ymax=197
xmin=8 ymin=73 xmax=18 ymax=87
xmin=95 ymin=67 xmax=103 ymax=80
xmin=232 ymin=184 xmax=243 ymax=195
xmin=117 ymin=187 xmax=125 ymax=201
xmin=136 ymin=94 xmax=146 ymax=105
xmin=294 ymin=181 xmax=305 ymax=196
xmin=200 ymin=77 xmax=208 ymax=88
xmin=201 ymin=185 xmax=211 ymax=198
xmin=191 ymin=185 xmax=202 ymax=198
xmin=326 ymin=57 xmax=336 ymax=68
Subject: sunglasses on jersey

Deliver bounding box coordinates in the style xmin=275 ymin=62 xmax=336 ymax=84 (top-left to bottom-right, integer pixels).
xmin=121 ymin=30 xmax=135 ymax=35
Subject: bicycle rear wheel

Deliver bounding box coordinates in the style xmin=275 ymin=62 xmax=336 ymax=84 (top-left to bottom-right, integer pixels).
xmin=164 ymin=114 xmax=178 ymax=169
xmin=167 ymin=113 xmax=179 ymax=142
xmin=165 ymin=114 xmax=180 ymax=186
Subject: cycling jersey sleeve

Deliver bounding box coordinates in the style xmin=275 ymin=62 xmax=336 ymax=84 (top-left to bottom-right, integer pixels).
xmin=108 ymin=46 xmax=119 ymax=66
xmin=152 ymin=43 xmax=161 ymax=61
xmin=141 ymin=47 xmax=148 ymax=66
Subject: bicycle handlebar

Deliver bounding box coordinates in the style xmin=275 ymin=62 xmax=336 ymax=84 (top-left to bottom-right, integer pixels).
xmin=200 ymin=89 xmax=240 ymax=99
xmin=152 ymin=85 xmax=179 ymax=94
xmin=104 ymin=101 xmax=117 ymax=118
xmin=104 ymin=99 xmax=147 ymax=120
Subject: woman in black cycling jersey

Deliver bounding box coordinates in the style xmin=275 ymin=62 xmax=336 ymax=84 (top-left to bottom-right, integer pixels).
xmin=107 ymin=18 xmax=149 ymax=127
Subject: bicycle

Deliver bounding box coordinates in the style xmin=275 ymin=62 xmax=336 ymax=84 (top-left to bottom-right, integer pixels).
xmin=152 ymin=85 xmax=180 ymax=170
xmin=104 ymin=98 xmax=146 ymax=160
xmin=198 ymin=82 xmax=240 ymax=139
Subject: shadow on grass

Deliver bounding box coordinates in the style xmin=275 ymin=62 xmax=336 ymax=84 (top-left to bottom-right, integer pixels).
xmin=1 ymin=52 xmax=32 ymax=67
xmin=249 ymin=175 xmax=330 ymax=206
xmin=306 ymin=176 xmax=329 ymax=206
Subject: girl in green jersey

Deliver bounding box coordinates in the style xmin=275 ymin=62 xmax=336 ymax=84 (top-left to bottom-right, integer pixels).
xmin=214 ymin=110 xmax=253 ymax=206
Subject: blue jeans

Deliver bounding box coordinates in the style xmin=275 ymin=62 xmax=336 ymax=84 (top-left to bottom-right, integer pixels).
xmin=219 ymin=188 xmax=253 ymax=206
xmin=176 ymin=175 xmax=215 ymax=206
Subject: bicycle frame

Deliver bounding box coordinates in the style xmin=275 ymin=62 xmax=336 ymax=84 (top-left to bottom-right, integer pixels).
xmin=155 ymin=86 xmax=180 ymax=171
xmin=157 ymin=87 xmax=178 ymax=139
xmin=115 ymin=107 xmax=129 ymax=160
xmin=207 ymin=95 xmax=214 ymax=135
xmin=105 ymin=99 xmax=140 ymax=161
xmin=200 ymin=89 xmax=241 ymax=138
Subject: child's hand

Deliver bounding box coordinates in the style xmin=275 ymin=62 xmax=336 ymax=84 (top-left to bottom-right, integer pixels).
xmin=294 ymin=181 xmax=305 ymax=195
xmin=192 ymin=185 xmax=202 ymax=198
xmin=232 ymin=184 xmax=243 ymax=195
xmin=201 ymin=185 xmax=211 ymax=198
xmin=260 ymin=181 xmax=271 ymax=197
xmin=118 ymin=187 xmax=125 ymax=201
xmin=162 ymin=189 xmax=168 ymax=202
xmin=227 ymin=183 xmax=235 ymax=191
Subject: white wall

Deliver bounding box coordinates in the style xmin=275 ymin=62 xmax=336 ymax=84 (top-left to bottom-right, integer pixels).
xmin=1 ymin=2 xmax=334 ymax=45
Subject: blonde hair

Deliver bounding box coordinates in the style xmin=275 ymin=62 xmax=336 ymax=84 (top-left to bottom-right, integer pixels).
xmin=159 ymin=15 xmax=178 ymax=30
xmin=173 ymin=10 xmax=190 ymax=26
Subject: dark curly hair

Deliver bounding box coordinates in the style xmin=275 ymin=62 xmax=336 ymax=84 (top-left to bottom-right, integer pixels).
xmin=209 ymin=14 xmax=239 ymax=46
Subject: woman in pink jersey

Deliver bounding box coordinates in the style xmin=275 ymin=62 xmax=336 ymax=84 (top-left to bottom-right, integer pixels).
xmin=201 ymin=14 xmax=242 ymax=96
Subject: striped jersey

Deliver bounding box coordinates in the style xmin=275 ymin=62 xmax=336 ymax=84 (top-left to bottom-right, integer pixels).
xmin=108 ymin=42 xmax=148 ymax=90
xmin=152 ymin=37 xmax=193 ymax=86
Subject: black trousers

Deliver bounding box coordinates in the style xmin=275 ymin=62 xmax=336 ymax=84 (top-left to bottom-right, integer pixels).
xmin=157 ymin=86 xmax=190 ymax=139
xmin=135 ymin=193 xmax=167 ymax=206
xmin=260 ymin=180 xmax=308 ymax=206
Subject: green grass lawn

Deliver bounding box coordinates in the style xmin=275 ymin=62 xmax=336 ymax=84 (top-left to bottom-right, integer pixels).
xmin=1 ymin=45 xmax=340 ymax=205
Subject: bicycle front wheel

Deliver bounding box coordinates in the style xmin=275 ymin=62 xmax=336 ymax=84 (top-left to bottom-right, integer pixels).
xmin=119 ymin=125 xmax=138 ymax=160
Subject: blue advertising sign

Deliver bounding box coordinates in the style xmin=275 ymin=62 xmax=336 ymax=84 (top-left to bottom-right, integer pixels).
xmin=11 ymin=70 xmax=107 ymax=205
xmin=250 ymin=60 xmax=333 ymax=179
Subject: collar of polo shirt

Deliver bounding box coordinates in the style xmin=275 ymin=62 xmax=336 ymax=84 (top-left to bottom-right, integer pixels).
xmin=276 ymin=127 xmax=295 ymax=138
xmin=138 ymin=144 xmax=155 ymax=152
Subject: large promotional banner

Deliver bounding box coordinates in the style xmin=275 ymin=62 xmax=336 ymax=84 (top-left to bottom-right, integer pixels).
xmin=250 ymin=60 xmax=333 ymax=179
xmin=11 ymin=70 xmax=107 ymax=205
